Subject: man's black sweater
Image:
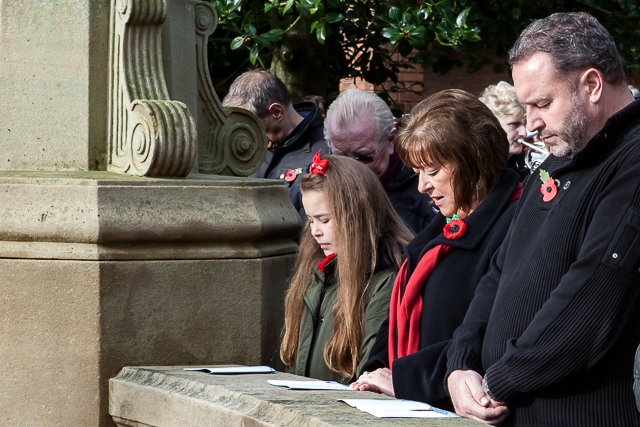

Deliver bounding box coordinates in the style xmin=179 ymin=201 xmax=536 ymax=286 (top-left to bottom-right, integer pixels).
xmin=447 ymin=99 xmax=640 ymax=426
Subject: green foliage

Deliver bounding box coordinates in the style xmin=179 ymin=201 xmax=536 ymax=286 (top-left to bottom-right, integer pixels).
xmin=207 ymin=0 xmax=640 ymax=97
xmin=468 ymin=0 xmax=640 ymax=70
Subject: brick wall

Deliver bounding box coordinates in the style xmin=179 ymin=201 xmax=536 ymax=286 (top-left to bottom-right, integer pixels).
xmin=340 ymin=56 xmax=640 ymax=116
xmin=386 ymin=52 xmax=510 ymax=115
xmin=339 ymin=51 xmax=511 ymax=115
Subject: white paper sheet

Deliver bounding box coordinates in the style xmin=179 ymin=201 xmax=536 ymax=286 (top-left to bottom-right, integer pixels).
xmin=267 ymin=380 xmax=352 ymax=390
xmin=183 ymin=366 xmax=275 ymax=374
xmin=339 ymin=398 xmax=459 ymax=418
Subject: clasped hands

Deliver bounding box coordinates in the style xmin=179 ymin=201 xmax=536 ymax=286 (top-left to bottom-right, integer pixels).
xmin=349 ymin=368 xmax=508 ymax=425
xmin=447 ymin=370 xmax=509 ymax=425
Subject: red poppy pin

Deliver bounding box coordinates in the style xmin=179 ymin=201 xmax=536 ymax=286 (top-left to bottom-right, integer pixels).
xmin=443 ymin=214 xmax=467 ymax=240
xmin=539 ymin=169 xmax=558 ymax=202
xmin=283 ymin=169 xmax=297 ymax=182
xmin=280 ymin=168 xmax=303 ymax=182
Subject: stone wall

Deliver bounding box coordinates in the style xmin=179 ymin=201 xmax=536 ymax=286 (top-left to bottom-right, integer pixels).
xmin=0 ymin=1 xmax=300 ymax=426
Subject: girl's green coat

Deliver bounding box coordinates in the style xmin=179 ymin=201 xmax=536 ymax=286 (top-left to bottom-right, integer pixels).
xmin=292 ymin=260 xmax=396 ymax=383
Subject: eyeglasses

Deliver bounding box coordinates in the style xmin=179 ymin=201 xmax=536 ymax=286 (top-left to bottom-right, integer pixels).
xmin=349 ymin=139 xmax=386 ymax=164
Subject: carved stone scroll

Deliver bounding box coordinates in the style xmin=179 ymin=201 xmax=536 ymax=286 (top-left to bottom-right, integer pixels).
xmin=108 ymin=0 xmax=197 ymax=177
xmin=194 ymin=2 xmax=267 ymax=176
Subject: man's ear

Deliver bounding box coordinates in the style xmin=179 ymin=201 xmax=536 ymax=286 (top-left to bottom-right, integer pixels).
xmin=580 ymin=68 xmax=604 ymax=104
xmin=387 ymin=126 xmax=398 ymax=154
xmin=267 ymin=103 xmax=285 ymax=121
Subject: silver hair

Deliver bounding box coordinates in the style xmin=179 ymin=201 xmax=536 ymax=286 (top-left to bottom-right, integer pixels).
xmin=324 ymin=89 xmax=394 ymax=145
xmin=509 ymin=12 xmax=627 ymax=85
xmin=222 ymin=69 xmax=292 ymax=118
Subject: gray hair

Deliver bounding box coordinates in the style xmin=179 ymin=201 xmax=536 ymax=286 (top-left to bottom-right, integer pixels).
xmin=222 ymin=69 xmax=292 ymax=118
xmin=509 ymin=12 xmax=627 ymax=85
xmin=324 ymin=89 xmax=394 ymax=145
xmin=479 ymin=81 xmax=525 ymax=120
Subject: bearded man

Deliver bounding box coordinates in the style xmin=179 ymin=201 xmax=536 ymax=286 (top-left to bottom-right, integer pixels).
xmin=445 ymin=12 xmax=640 ymax=427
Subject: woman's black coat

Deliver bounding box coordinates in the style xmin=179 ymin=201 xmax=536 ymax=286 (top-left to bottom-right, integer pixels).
xmin=362 ymin=168 xmax=521 ymax=410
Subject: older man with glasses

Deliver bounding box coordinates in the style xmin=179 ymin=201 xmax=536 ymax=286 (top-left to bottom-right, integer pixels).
xmin=325 ymin=89 xmax=437 ymax=233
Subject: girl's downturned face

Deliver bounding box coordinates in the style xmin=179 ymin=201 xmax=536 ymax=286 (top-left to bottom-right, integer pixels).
xmin=302 ymin=190 xmax=337 ymax=256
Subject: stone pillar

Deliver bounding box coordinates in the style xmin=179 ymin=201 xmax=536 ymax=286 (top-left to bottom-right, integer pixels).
xmin=0 ymin=1 xmax=299 ymax=426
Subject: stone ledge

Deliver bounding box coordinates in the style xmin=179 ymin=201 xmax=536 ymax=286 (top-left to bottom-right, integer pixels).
xmin=0 ymin=171 xmax=277 ymax=185
xmin=0 ymin=239 xmax=297 ymax=260
xmin=0 ymin=171 xmax=301 ymax=259
xmin=109 ymin=367 xmax=482 ymax=427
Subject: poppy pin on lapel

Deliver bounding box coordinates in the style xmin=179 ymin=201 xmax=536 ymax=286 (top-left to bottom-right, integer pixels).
xmin=539 ymin=169 xmax=558 ymax=202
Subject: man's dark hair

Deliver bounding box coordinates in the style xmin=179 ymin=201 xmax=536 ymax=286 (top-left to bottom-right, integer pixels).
xmin=509 ymin=12 xmax=627 ymax=85
xmin=222 ymin=69 xmax=291 ymax=118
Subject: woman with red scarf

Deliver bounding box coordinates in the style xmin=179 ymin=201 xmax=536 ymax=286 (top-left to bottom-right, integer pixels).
xmin=350 ymin=89 xmax=522 ymax=410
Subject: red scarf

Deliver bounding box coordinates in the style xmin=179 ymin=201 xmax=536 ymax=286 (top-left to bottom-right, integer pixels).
xmin=318 ymin=253 xmax=336 ymax=273
xmin=388 ymin=182 xmax=522 ymax=366
xmin=388 ymin=245 xmax=453 ymax=365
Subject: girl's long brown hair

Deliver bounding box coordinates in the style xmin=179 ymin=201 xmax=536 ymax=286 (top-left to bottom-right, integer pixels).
xmin=280 ymin=155 xmax=413 ymax=379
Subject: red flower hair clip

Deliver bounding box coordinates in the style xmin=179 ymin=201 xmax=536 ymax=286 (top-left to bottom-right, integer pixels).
xmin=443 ymin=214 xmax=467 ymax=240
xmin=309 ymin=150 xmax=328 ymax=175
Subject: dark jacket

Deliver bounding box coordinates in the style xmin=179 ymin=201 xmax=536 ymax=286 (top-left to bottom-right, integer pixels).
xmin=293 ymin=258 xmax=396 ymax=384
xmin=385 ymin=163 xmax=439 ymax=233
xmin=363 ymin=168 xmax=521 ymax=409
xmin=250 ymin=101 xmax=329 ymax=218
xmin=447 ymin=99 xmax=640 ymax=426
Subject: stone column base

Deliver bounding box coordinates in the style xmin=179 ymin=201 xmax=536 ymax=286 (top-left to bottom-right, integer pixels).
xmin=0 ymin=171 xmax=300 ymax=426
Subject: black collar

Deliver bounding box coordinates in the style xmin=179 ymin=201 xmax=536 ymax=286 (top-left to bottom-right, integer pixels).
xmin=404 ymin=169 xmax=521 ymax=264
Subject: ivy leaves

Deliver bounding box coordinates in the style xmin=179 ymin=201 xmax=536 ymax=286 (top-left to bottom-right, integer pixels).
xmin=212 ymin=0 xmax=481 ymax=67
xmin=208 ymin=0 xmax=640 ymax=97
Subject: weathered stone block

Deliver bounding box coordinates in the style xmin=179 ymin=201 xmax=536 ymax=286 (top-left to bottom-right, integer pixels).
xmin=109 ymin=367 xmax=483 ymax=427
xmin=0 ymin=172 xmax=300 ymax=426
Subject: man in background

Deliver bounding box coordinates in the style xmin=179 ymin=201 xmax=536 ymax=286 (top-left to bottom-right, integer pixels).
xmin=223 ymin=70 xmax=329 ymax=217
xmin=324 ymin=89 xmax=437 ymax=233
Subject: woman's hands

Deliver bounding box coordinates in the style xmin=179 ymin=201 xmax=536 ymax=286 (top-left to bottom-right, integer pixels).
xmin=349 ymin=368 xmax=395 ymax=397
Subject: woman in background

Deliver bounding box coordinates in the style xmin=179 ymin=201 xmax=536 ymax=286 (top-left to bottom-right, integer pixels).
xmin=479 ymin=81 xmax=531 ymax=179
xmin=280 ymin=153 xmax=414 ymax=383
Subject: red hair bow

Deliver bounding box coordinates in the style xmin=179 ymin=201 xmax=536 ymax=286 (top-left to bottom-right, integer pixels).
xmin=309 ymin=150 xmax=328 ymax=175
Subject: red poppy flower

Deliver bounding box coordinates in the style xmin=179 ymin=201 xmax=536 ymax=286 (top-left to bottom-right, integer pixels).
xmin=443 ymin=219 xmax=467 ymax=240
xmin=284 ymin=169 xmax=297 ymax=182
xmin=540 ymin=178 xmax=557 ymax=202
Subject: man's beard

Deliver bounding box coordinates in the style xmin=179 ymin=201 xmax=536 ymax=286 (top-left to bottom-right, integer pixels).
xmin=545 ymin=92 xmax=589 ymax=158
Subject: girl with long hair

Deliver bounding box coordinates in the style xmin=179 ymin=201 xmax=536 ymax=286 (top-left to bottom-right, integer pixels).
xmin=280 ymin=153 xmax=414 ymax=383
